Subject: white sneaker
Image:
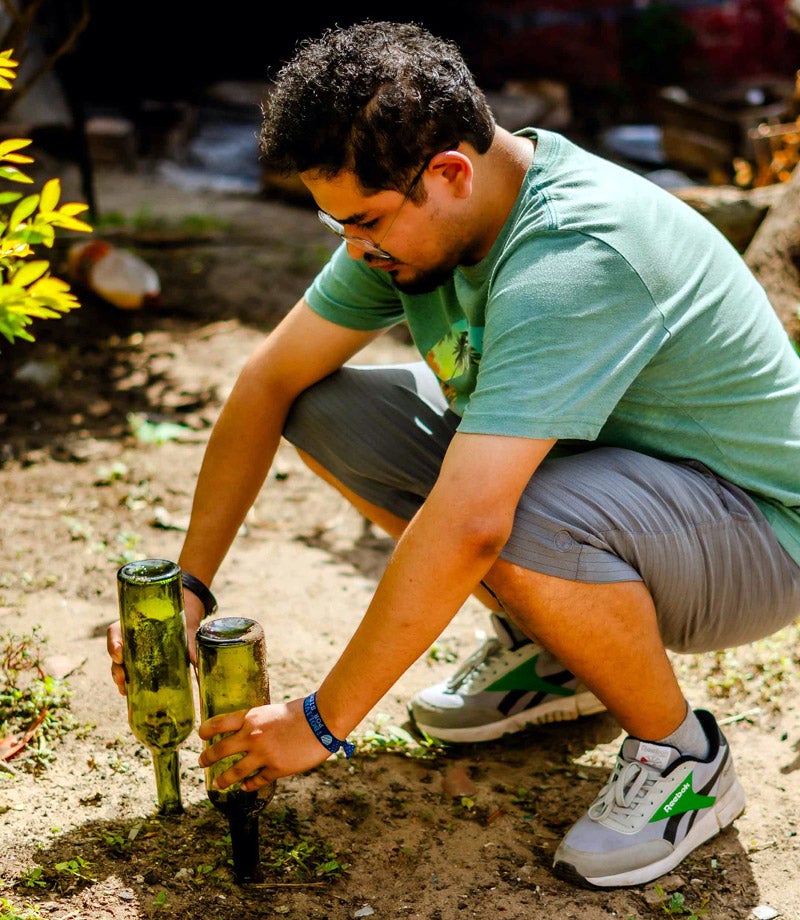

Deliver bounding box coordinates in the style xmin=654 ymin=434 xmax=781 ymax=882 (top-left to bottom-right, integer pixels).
xmin=553 ymin=709 xmax=746 ymax=888
xmin=408 ymin=613 xmax=605 ymax=743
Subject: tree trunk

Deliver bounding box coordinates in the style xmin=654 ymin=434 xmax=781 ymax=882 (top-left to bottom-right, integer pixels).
xmin=673 ymin=183 xmax=784 ymax=254
xmin=744 ymin=165 xmax=800 ymax=344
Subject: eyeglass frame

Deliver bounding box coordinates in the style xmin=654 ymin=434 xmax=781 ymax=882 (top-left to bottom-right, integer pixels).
xmin=317 ymin=156 xmax=433 ymax=262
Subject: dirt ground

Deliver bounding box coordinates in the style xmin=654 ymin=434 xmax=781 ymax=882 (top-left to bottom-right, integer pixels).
xmin=0 ymin=162 xmax=799 ymax=920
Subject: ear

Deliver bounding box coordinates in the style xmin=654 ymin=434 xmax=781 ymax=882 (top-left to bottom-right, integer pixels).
xmin=428 ymin=149 xmax=473 ymax=199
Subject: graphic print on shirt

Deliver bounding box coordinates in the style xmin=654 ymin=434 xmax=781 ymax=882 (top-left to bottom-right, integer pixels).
xmin=424 ymin=319 xmax=483 ymax=413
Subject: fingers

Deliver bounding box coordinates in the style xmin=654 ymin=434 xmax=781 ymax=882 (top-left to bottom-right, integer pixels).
xmin=106 ymin=622 xmax=127 ymax=696
xmin=198 ymin=710 xmax=248 ymax=742
xmin=183 ymin=592 xmax=206 ymax=665
xmin=240 ymin=769 xmax=275 ymax=792
xmin=197 ymin=699 xmax=331 ymax=788
xmin=106 ymin=621 xmax=123 ymax=661
xmin=209 ymin=752 xmax=273 ymax=791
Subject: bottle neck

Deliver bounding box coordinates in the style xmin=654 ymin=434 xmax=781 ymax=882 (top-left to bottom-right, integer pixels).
xmin=152 ymin=749 xmax=184 ymax=816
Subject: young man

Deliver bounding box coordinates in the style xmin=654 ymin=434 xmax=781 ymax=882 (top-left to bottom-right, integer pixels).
xmin=108 ymin=20 xmax=800 ymax=889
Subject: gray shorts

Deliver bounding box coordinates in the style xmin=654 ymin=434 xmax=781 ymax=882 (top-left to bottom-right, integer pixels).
xmin=283 ymin=361 xmax=800 ymax=655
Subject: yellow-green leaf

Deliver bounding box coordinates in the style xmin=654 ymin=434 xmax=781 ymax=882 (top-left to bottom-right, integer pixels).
xmin=12 ymin=259 xmax=49 ymax=287
xmin=0 ymin=240 xmax=30 ymax=258
xmin=0 ymin=191 xmax=22 ymax=205
xmin=3 ymin=153 xmax=34 ymax=164
xmin=47 ymin=214 xmax=93 ymax=233
xmin=30 ymin=276 xmax=71 ymax=296
xmin=39 ymin=178 xmax=60 ymax=213
xmin=0 ymin=138 xmax=32 ymax=157
xmin=0 ymin=166 xmax=33 ymax=184
xmin=59 ymin=202 xmax=90 ymax=217
xmin=9 ymin=194 xmax=39 ymax=228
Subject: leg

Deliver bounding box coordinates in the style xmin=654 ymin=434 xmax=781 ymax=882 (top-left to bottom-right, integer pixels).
xmin=485 ymin=566 xmax=686 ymax=739
xmin=296 ymin=447 xmax=502 ymax=612
xmin=478 ymin=446 xmax=799 ymax=888
xmin=284 ymin=362 xmax=592 ymax=727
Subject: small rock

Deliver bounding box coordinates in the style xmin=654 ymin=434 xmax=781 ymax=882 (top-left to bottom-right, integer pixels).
xmin=353 ymin=908 xmax=375 ymax=918
xmin=658 ymin=874 xmax=687 ymax=891
xmin=118 ymin=890 xmax=135 ymax=901
xmin=42 ymin=654 xmax=76 ymax=678
xmin=441 ymin=765 xmax=478 ymax=798
xmin=752 ymin=907 xmax=780 ymax=920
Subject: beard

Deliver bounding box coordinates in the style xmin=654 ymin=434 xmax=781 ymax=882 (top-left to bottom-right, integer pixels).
xmin=390 ymin=263 xmax=458 ymax=295
xmin=381 ymin=242 xmax=471 ymax=296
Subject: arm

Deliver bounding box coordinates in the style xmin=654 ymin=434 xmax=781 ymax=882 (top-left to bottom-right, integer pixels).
xmin=108 ymin=297 xmax=383 ymax=691
xmin=199 ymin=430 xmax=556 ymax=785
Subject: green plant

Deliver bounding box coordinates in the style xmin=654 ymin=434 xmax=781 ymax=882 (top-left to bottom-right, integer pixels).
xmin=355 ymin=711 xmax=442 ymax=757
xmin=18 ymin=856 xmax=94 ymax=894
xmin=0 ymin=48 xmax=92 ymax=346
xmin=0 ymin=626 xmax=77 ymax=772
xmin=0 ymin=896 xmax=46 ymax=920
xmin=260 ymin=806 xmax=350 ymax=881
xmin=653 ymin=884 xmax=709 ymax=918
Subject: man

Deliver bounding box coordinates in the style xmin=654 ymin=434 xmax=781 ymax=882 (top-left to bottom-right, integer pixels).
xmin=108 ymin=20 xmax=800 ymax=889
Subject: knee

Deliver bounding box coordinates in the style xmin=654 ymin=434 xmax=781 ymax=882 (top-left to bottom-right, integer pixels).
xmin=282 ymin=372 xmax=345 ymax=448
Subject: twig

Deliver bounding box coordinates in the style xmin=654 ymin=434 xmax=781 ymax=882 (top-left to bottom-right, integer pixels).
xmin=0 ymin=705 xmax=48 ymax=761
xmin=718 ymin=707 xmax=762 ymax=725
xmin=248 ymin=881 xmax=328 ymax=888
xmin=747 ymin=840 xmax=778 ymax=854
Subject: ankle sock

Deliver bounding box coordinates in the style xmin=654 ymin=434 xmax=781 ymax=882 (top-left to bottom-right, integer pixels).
xmin=655 ymin=703 xmax=709 ymax=760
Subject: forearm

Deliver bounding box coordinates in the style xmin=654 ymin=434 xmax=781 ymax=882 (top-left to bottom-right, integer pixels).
xmin=315 ymin=493 xmax=508 ymax=737
xmin=314 ymin=432 xmax=555 ymax=738
xmin=178 ymin=356 xmax=294 ymax=587
xmin=177 ymin=300 xmax=381 ymax=589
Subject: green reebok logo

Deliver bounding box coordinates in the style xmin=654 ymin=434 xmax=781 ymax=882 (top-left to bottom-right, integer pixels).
xmin=649 ymin=770 xmax=716 ymax=823
xmin=486 ymin=654 xmax=574 ymax=697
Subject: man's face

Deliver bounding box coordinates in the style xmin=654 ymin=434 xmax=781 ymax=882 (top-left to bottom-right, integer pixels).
xmin=304 ymin=168 xmax=473 ymax=295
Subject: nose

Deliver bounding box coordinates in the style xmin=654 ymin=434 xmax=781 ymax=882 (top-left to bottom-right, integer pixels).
xmin=345 ymin=240 xmax=370 ymax=261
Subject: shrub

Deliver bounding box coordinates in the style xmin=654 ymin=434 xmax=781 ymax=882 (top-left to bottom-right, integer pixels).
xmin=0 ymin=48 xmax=92 ymax=347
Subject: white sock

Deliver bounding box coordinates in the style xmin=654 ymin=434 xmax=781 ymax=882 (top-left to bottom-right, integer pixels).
xmin=655 ymin=702 xmax=709 ymax=760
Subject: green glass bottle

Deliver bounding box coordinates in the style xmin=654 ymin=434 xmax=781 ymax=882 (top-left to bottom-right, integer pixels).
xmin=116 ymin=558 xmax=195 ymax=816
xmin=196 ymin=616 xmax=274 ymax=884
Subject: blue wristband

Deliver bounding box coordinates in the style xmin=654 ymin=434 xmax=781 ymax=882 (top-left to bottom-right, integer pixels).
xmin=303 ymin=692 xmax=355 ymax=759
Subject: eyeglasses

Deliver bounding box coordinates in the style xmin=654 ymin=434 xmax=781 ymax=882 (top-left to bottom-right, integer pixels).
xmin=317 ymin=157 xmax=431 ymax=262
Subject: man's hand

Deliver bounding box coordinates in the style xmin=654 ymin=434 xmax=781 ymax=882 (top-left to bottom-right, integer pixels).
xmin=198 ymin=697 xmax=331 ymax=789
xmin=106 ymin=589 xmax=208 ymax=696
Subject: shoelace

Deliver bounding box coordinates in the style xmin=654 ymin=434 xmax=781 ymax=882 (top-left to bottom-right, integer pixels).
xmin=588 ymin=759 xmax=658 ymax=821
xmin=446 ymin=637 xmax=502 ymax=691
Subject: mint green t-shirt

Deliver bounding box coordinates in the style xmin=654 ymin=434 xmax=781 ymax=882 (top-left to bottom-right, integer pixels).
xmin=305 ymin=128 xmax=800 ymax=565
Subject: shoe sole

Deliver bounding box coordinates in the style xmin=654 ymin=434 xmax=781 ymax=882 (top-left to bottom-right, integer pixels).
xmin=411 ymin=689 xmax=607 ymax=743
xmin=553 ymin=775 xmax=747 ymax=889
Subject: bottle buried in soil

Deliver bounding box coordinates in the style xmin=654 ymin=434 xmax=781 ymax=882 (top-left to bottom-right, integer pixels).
xmin=196 ymin=617 xmax=275 ymax=884
xmin=116 ymin=559 xmax=195 ymax=816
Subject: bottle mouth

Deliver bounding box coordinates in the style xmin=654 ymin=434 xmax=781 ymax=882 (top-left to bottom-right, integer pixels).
xmin=197 ymin=616 xmax=263 ymax=646
xmin=117 ymin=558 xmax=181 ymax=585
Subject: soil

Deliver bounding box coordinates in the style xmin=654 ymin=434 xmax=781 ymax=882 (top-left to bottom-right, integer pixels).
xmin=1 ymin=161 xmax=799 ymax=920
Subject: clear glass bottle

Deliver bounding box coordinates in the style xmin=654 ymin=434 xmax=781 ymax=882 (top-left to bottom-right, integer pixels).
xmin=196 ymin=616 xmax=274 ymax=883
xmin=116 ymin=558 xmax=195 ymax=815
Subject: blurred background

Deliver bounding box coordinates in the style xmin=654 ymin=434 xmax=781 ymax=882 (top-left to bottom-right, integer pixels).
xmin=3 ymin=0 xmax=800 ymax=212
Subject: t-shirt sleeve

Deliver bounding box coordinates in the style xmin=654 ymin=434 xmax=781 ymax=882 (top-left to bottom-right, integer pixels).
xmin=304 ymin=244 xmax=406 ymax=331
xmin=459 ymin=232 xmax=670 ymax=440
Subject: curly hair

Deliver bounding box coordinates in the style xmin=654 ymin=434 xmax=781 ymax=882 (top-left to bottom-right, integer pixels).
xmin=259 ymin=20 xmax=495 ymax=196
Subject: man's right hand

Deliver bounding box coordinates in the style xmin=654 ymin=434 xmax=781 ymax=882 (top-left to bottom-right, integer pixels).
xmin=106 ymin=589 xmax=207 ymax=696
